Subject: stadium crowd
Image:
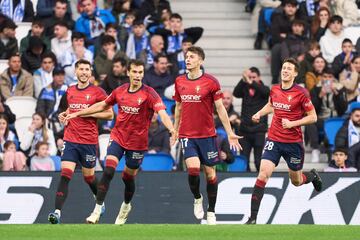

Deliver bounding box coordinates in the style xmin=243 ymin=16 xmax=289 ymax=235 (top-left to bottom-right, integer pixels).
xmin=0 ymin=0 xmax=359 ymax=173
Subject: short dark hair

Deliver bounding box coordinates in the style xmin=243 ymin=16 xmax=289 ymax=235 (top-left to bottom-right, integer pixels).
xmin=292 ymin=19 xmax=305 ymax=27
xmin=101 ymin=35 xmax=115 ymax=45
xmin=4 ymin=140 xmax=15 ymax=150
xmin=170 ymin=13 xmax=182 ymax=21
xmin=133 ymin=19 xmax=144 ymax=26
xmin=329 ymin=15 xmax=343 ymax=24
xmin=8 ymin=52 xmax=21 ymax=60
xmin=113 ymin=56 xmax=127 ymax=66
xmin=127 ymin=59 xmax=145 ymax=71
xmin=249 ymin=67 xmax=261 ymax=76
xmin=71 ymin=31 xmax=86 ymax=41
xmin=322 ymin=67 xmax=334 ymax=76
xmin=41 ymin=52 xmax=57 ymax=65
xmin=53 ymin=67 xmax=65 ymax=76
xmin=352 ymin=55 xmax=360 ymax=63
xmin=308 ymin=40 xmax=320 ymax=51
xmin=154 ymin=53 xmax=168 ymax=63
xmin=282 ymin=0 xmax=298 ymax=7
xmin=333 ymin=148 xmax=348 ymax=155
xmin=55 ymin=0 xmax=68 ymax=4
xmin=54 ymin=19 xmax=68 ymax=28
xmin=105 ymin=23 xmax=118 ymax=31
xmin=187 ymin=46 xmax=205 ymax=60
xmin=182 ymin=36 xmax=193 ymax=44
xmin=75 ymin=59 xmax=92 ymax=69
xmin=32 ymin=18 xmax=44 ymax=27
xmin=282 ymin=58 xmax=299 ymax=72
xmin=342 ymin=38 xmax=353 ymax=46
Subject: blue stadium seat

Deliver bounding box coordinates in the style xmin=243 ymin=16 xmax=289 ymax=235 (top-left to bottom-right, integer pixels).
xmin=324 ymin=117 xmax=345 ymax=148
xmin=51 ymin=156 xmax=62 ymax=171
xmin=228 ymin=155 xmax=248 ymax=172
xmin=141 ymin=153 xmax=174 ymax=171
xmin=162 ymin=98 xmax=175 ymax=115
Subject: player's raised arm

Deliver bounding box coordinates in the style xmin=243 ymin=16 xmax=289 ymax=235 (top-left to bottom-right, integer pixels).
xmin=157 ymin=109 xmax=176 ymax=145
xmin=65 ymin=100 xmax=110 ymax=121
xmin=214 ymin=98 xmax=242 ymax=152
xmin=252 ymin=98 xmax=273 ymax=123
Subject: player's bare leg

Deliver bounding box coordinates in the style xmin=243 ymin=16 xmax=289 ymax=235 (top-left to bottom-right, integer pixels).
xmin=115 ymin=166 xmax=138 ymax=225
xmin=87 ymin=155 xmax=119 ymax=224
xmin=48 ymin=161 xmax=76 ymax=224
xmin=204 ymin=165 xmax=217 ymax=225
xmin=185 ymin=157 xmax=204 ymax=220
xmin=246 ymin=159 xmax=275 ymax=224
xmin=288 ymin=169 xmax=322 ymax=191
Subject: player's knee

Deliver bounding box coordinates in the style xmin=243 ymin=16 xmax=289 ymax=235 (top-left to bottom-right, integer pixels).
xmin=257 ymin=171 xmax=270 ymax=182
xmin=188 ymin=167 xmax=200 ymax=176
xmin=122 ymin=171 xmax=135 ymax=181
xmin=103 ymin=166 xmax=115 ymax=180
xmin=61 ymin=168 xmax=74 ymax=180
xmin=290 ymin=178 xmax=302 ymax=186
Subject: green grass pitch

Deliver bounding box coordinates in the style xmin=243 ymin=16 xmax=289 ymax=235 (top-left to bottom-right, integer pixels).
xmin=1 ymin=225 xmax=360 ymax=240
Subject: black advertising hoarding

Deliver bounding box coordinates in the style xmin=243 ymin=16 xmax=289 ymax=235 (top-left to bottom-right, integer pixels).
xmin=0 ymin=172 xmax=359 ymax=224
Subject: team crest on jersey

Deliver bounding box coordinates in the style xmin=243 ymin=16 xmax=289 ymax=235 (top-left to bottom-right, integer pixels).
xmin=137 ymin=98 xmax=143 ymax=105
xmin=85 ymin=94 xmax=91 ymax=101
xmin=195 ymin=86 xmax=201 ymax=93
xmin=287 ymin=95 xmax=292 ymax=102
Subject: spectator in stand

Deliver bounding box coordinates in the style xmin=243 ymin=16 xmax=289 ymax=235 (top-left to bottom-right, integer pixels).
xmin=0 ymin=53 xmax=33 ymax=100
xmin=0 ymin=0 xmax=34 ymax=22
xmin=339 ymin=55 xmax=360 ymax=102
xmin=324 ymin=148 xmax=357 ymax=172
xmin=155 ymin=13 xmax=203 ymax=55
xmin=306 ymin=67 xmax=347 ymax=162
xmin=332 ymin=0 xmax=360 ymax=27
xmin=310 ymin=7 xmax=331 ymax=41
xmin=319 ymin=15 xmax=346 ymax=64
xmin=94 ymin=35 xmax=127 ymax=82
xmin=148 ymin=112 xmax=170 ymax=154
xmin=20 ymin=112 xmax=57 ymax=159
xmin=101 ymin=57 xmax=129 ymax=95
xmin=93 ymin=23 xmax=121 ymax=56
xmin=137 ymin=0 xmax=171 ymax=26
xmin=280 ymin=19 xmax=309 ymax=63
xmin=43 ymin=0 xmax=75 ymax=38
xmin=33 ymin=52 xmax=57 ymax=98
xmin=298 ymin=41 xmax=321 ymax=85
xmin=333 ymin=38 xmax=358 ymax=78
xmin=335 ymin=102 xmax=360 ymax=170
xmin=60 ymin=32 xmax=93 ymax=85
xmin=147 ymin=8 xmax=172 ymax=34
xmin=117 ymin=10 xmax=136 ymax=49
xmin=0 ymin=19 xmax=18 ymax=59
xmin=140 ymin=34 xmax=165 ymax=69
xmin=143 ymin=54 xmax=174 ymax=98
xmin=20 ymin=18 xmax=50 ymax=54
xmin=305 ymin=55 xmax=327 ymax=91
xmin=0 ymin=114 xmax=17 ymax=159
xmin=270 ymin=0 xmax=298 ymax=83
xmin=0 ymin=96 xmax=15 ymax=125
xmin=110 ymin=0 xmax=132 ymax=26
xmin=297 ymin=0 xmax=329 ymax=25
xmin=51 ymin=20 xmax=72 ymax=62
xmin=233 ymin=67 xmax=270 ymax=171
xmin=30 ymin=142 xmax=55 ymax=171
xmin=21 ymin=36 xmax=48 ymax=74
xmin=36 ymin=0 xmax=72 ymax=20
xmin=125 ymin=19 xmax=149 ymax=60
xmin=75 ymin=0 xmax=116 ymax=45
xmin=2 ymin=140 xmax=26 ymax=171
xmin=169 ymin=36 xmax=193 ymax=77
xmin=214 ymin=129 xmax=235 ymax=172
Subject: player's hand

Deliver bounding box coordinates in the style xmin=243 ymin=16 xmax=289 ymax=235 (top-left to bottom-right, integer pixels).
xmin=227 ymin=133 xmax=243 ymax=152
xmin=252 ymin=112 xmax=261 ymax=123
xmin=65 ymin=112 xmax=79 ymax=122
xmin=58 ymin=111 xmax=68 ymax=125
xmin=282 ymin=118 xmax=294 ymax=129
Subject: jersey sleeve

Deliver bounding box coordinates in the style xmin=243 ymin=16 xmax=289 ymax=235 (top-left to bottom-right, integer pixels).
xmin=148 ymin=88 xmax=166 ymax=112
xmin=173 ymin=78 xmax=181 ymax=102
xmin=301 ymin=89 xmax=314 ymax=112
xmin=96 ymin=87 xmax=108 ymax=102
xmin=105 ymin=90 xmax=117 ymax=106
xmin=269 ymin=86 xmax=274 ymax=104
xmin=211 ymin=78 xmax=223 ymax=101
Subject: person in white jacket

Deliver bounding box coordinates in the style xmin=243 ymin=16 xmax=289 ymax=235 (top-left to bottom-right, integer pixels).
xmin=332 ymin=0 xmax=360 ymax=27
xmin=20 ymin=112 xmax=57 ymax=157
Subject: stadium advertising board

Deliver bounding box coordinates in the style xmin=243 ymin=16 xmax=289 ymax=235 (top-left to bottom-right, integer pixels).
xmin=0 ymin=172 xmax=359 ymax=224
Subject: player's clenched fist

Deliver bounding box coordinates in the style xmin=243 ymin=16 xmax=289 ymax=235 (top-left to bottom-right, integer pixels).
xmin=252 ymin=112 xmax=260 ymax=123
xmin=281 ymin=118 xmax=293 ymax=129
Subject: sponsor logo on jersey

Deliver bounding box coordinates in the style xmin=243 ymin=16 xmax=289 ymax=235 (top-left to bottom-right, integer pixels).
xmin=121 ymin=105 xmax=140 ymax=114
xmin=273 ymin=101 xmax=291 ymax=111
xmin=69 ymin=103 xmax=90 ymax=110
xmin=180 ymin=94 xmax=201 ymax=102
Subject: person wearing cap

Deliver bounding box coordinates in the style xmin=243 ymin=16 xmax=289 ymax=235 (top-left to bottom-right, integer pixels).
xmin=0 ymin=19 xmax=18 ymax=59
xmin=51 ymin=20 xmax=72 ymax=62
xmin=324 ymin=148 xmax=357 ymax=172
xmin=306 ymin=67 xmax=347 ymax=162
xmin=21 ymin=36 xmax=48 ymax=74
xmin=20 ymin=18 xmax=51 ymax=54
xmin=335 ymin=101 xmax=360 ymax=170
xmin=0 ymin=52 xmax=33 ymax=100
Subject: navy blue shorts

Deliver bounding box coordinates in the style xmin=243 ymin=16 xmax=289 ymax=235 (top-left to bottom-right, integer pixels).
xmin=61 ymin=141 xmax=97 ymax=169
xmin=261 ymin=138 xmax=304 ymax=171
xmin=107 ymin=140 xmax=145 ymax=169
xmin=179 ymin=137 xmax=220 ymax=166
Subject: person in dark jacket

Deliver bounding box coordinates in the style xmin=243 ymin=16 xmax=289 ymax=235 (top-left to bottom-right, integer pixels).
xmin=233 ymin=67 xmax=270 ymax=171
xmin=36 ymin=0 xmax=72 ymax=20
xmin=19 ymin=18 xmax=51 ymax=54
xmin=335 ymin=102 xmax=360 ymax=170
xmin=332 ymin=38 xmax=357 ymax=79
xmin=297 ymin=41 xmax=321 ymax=84
xmin=0 ymin=0 xmax=34 ymax=22
xmin=148 ymin=112 xmax=170 ymax=153
xmin=0 ymin=19 xmax=18 ymax=59
xmin=101 ymin=56 xmax=129 ymax=95
xmin=143 ymin=54 xmax=174 ymax=98
xmin=137 ymin=0 xmax=171 ymax=25
xmin=214 ymin=90 xmax=241 ymax=134
xmin=324 ymin=148 xmax=357 ymax=172
xmin=21 ymin=36 xmax=48 ymax=74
